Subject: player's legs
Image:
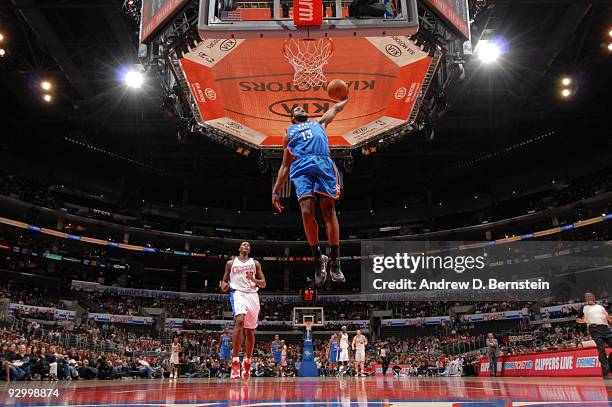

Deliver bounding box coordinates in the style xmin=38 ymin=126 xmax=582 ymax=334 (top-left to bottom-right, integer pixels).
xmin=231 ymin=314 xmax=245 ymax=378
xmin=300 ymin=197 xmax=320 ymax=246
xmin=293 ymin=160 xmax=329 ymax=287
xmin=244 ymin=329 xmax=255 ymax=359
xmin=240 ymin=293 xmax=259 ymax=380
xmin=232 ymin=314 xmax=245 ymax=358
xmin=299 ymin=197 xmax=329 ymax=287
xmin=316 ymin=158 xmax=344 ymax=283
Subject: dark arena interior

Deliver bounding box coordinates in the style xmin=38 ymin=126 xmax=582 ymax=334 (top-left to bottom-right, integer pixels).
xmin=0 ymin=0 xmax=611 ymax=406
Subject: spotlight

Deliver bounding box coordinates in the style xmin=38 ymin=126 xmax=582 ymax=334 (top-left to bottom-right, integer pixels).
xmin=0 ymin=33 xmax=4 ymax=42
xmin=124 ymin=69 xmax=144 ymax=88
xmin=609 ymin=29 xmax=612 ymax=37
xmin=608 ymin=43 xmax=612 ymax=52
xmin=478 ymin=41 xmax=500 ymax=63
xmin=40 ymin=81 xmax=52 ymax=91
xmin=561 ymin=77 xmax=571 ymax=86
xmin=561 ymin=89 xmax=571 ymax=98
xmin=43 ymin=94 xmax=52 ymax=102
xmin=0 ymin=48 xmax=5 ymax=58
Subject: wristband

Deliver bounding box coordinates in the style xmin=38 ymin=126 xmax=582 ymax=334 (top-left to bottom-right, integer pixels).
xmin=272 ymin=192 xmax=279 ymax=197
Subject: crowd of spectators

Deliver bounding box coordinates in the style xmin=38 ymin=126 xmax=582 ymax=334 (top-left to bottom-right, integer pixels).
xmin=1 ymin=169 xmax=609 ymax=241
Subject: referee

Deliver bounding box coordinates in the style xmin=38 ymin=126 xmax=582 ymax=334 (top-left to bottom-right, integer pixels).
xmin=576 ymin=292 xmax=612 ymax=379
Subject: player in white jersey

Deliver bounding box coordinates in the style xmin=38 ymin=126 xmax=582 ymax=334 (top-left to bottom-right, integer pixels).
xmin=220 ymin=241 xmax=266 ymax=381
xmin=351 ymin=329 xmax=368 ymax=376
xmin=338 ymin=326 xmax=350 ymax=376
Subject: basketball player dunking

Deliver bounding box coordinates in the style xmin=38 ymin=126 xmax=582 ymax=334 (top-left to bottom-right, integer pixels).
xmin=352 ymin=329 xmax=368 ymax=376
xmin=338 ymin=325 xmax=350 ymax=376
xmin=272 ymin=98 xmax=349 ymax=287
xmin=220 ymin=241 xmax=266 ymax=380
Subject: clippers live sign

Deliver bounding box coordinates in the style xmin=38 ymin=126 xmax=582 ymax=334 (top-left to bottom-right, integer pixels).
xmin=178 ymin=36 xmax=435 ymax=148
xmin=479 ymin=347 xmax=612 ymax=377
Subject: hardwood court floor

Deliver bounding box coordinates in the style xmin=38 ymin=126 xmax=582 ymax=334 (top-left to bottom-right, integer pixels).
xmin=1 ymin=376 xmax=611 ymax=406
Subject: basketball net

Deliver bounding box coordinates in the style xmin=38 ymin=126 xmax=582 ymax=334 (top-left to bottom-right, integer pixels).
xmin=283 ymin=38 xmax=334 ymax=90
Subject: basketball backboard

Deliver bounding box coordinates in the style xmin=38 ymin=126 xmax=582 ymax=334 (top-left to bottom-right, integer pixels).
xmin=198 ymin=0 xmax=419 ymax=39
xmin=293 ymin=307 xmax=325 ymax=327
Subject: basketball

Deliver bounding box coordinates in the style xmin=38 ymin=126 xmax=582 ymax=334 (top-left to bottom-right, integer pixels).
xmin=327 ymin=79 xmax=348 ymax=101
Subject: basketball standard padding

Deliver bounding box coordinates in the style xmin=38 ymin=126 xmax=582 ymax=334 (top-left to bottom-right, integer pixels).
xmin=327 ymin=79 xmax=349 ymax=101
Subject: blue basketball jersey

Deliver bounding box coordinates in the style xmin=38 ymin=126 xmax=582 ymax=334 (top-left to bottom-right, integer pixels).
xmin=330 ymin=339 xmax=339 ymax=352
xmin=221 ymin=334 xmax=231 ymax=350
xmin=287 ymin=121 xmax=329 ymax=158
xmin=273 ymin=340 xmax=281 ymax=354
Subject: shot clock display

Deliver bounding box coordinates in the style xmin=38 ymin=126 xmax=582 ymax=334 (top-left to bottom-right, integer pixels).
xmin=300 ymin=288 xmax=317 ymax=304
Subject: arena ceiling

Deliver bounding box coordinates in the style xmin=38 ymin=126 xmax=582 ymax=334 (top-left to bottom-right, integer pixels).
xmin=0 ymin=0 xmax=610 ymax=208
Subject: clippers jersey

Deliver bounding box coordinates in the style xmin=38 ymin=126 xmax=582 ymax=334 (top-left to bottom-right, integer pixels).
xmin=229 ymin=257 xmax=258 ymax=293
xmin=354 ymin=335 xmax=366 ymax=350
xmin=340 ymin=332 xmax=349 ymax=350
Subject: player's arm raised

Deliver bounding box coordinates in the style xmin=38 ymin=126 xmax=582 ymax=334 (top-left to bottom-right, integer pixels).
xmin=318 ymin=97 xmax=348 ymax=129
xmin=272 ymin=132 xmax=294 ymax=213
xmin=219 ymin=260 xmax=231 ymax=293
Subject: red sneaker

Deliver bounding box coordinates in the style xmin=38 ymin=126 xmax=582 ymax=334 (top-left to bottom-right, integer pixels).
xmin=241 ymin=359 xmax=251 ymax=381
xmin=230 ymin=360 xmax=240 ymax=379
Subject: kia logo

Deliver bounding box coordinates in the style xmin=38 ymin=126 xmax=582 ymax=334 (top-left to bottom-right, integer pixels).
xmin=226 ymin=121 xmax=243 ymax=130
xmin=353 ymin=127 xmax=368 ymax=135
xmin=385 ymin=44 xmax=402 ymax=57
xmin=268 ymin=98 xmax=336 ymax=118
xmin=395 ymin=87 xmax=407 ymax=99
xmin=205 ymin=88 xmax=217 ymax=100
xmin=220 ymin=39 xmax=237 ymax=52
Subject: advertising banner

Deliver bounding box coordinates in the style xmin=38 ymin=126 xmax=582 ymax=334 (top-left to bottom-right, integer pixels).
xmin=463 ymin=309 xmax=529 ymax=323
xmin=381 ymin=316 xmax=451 ymax=327
xmin=478 ymin=347 xmax=612 ymax=377
xmin=87 ymin=313 xmax=154 ymax=325
xmin=9 ymin=303 xmax=76 ymax=321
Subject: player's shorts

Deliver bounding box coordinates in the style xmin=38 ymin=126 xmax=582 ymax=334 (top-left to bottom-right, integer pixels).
xmin=289 ymin=154 xmax=340 ymax=201
xmin=220 ymin=348 xmax=231 ymax=361
xmin=339 ymin=348 xmax=349 ymax=362
xmin=355 ymin=349 xmax=365 ymax=362
xmin=274 ymin=353 xmax=282 ymax=364
xmin=230 ymin=290 xmax=260 ymax=330
xmin=329 ymin=350 xmax=339 ymax=363
xmin=281 ymin=355 xmax=287 ymax=367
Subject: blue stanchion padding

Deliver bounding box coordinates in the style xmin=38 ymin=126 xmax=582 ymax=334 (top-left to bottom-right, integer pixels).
xmin=298 ymin=332 xmax=318 ymax=377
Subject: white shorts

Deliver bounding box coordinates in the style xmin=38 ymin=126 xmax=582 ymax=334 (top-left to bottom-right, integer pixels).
xmin=339 ymin=348 xmax=349 ymax=362
xmin=355 ymin=349 xmax=365 ymax=362
xmin=170 ymin=352 xmax=180 ymax=364
xmin=230 ymin=290 xmax=260 ymax=329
